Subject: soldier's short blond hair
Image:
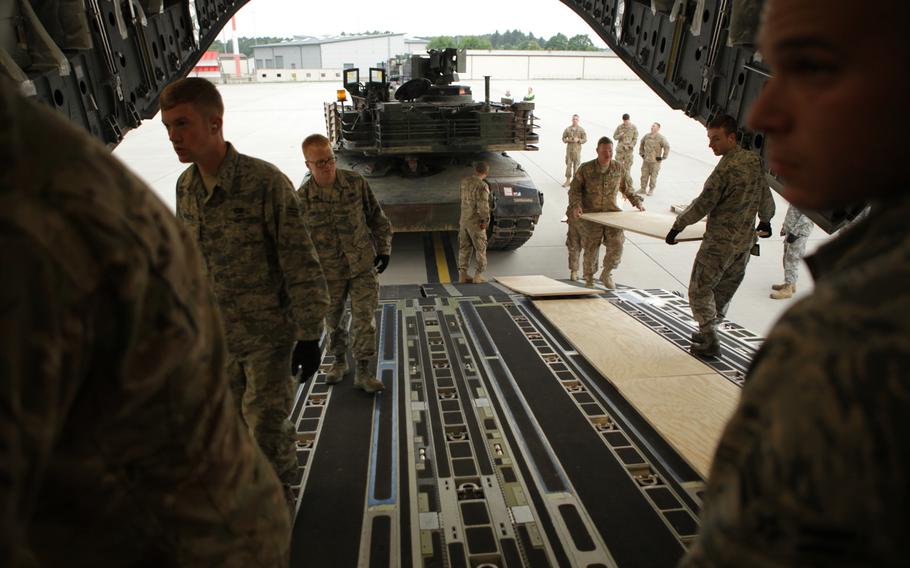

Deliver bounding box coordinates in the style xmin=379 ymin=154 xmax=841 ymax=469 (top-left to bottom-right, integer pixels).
xmin=473 ymin=161 xmax=489 ymax=175
xmin=597 ymin=136 xmax=613 ymax=147
xmin=302 ymin=134 xmax=332 ymax=155
xmin=160 ymin=78 xmax=223 ymax=118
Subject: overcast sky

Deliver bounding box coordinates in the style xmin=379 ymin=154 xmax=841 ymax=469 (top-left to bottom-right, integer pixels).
xmin=222 ymin=0 xmax=608 ymax=47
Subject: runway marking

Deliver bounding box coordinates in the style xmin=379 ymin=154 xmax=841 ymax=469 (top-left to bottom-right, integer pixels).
xmin=432 ymin=232 xmax=451 ymax=283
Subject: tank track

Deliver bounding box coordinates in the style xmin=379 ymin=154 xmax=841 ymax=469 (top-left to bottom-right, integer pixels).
xmin=487 ymin=215 xmax=538 ymax=250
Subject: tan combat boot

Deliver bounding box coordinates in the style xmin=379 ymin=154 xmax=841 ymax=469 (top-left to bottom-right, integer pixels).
xmin=599 ymin=271 xmax=615 ymax=289
xmin=770 ymin=282 xmax=788 ymax=291
xmin=770 ymin=283 xmax=796 ymax=299
xmin=472 ymin=272 xmax=485 ymax=284
xmin=458 ymin=270 xmax=473 ymax=283
xmin=584 ymin=275 xmax=595 ymax=288
xmin=570 ymin=270 xmax=578 ymax=280
xmin=354 ymin=360 xmax=385 ymax=393
xmin=325 ymin=357 xmax=347 ymax=385
xmin=690 ymin=331 xmax=721 ymax=357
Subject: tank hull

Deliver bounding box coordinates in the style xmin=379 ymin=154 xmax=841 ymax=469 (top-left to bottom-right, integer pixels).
xmin=335 ymin=150 xmax=542 ymax=250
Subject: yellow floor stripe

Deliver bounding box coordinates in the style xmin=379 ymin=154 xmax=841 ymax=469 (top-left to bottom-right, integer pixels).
xmin=432 ymin=232 xmax=451 ymax=283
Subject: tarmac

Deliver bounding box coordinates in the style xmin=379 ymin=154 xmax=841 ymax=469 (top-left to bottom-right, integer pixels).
xmin=114 ymin=78 xmax=831 ymax=337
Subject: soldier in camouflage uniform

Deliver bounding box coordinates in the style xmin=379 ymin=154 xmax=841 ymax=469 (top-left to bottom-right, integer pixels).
xmin=770 ymin=204 xmax=814 ymax=299
xmin=161 ymin=79 xmax=330 ymax=502
xmin=562 ymin=114 xmax=588 ymax=187
xmin=613 ymin=113 xmax=639 ymax=178
xmin=666 ymin=114 xmax=774 ymax=357
xmin=457 ymin=161 xmax=492 ymax=283
xmin=638 ymin=122 xmax=670 ymax=195
xmin=299 ymin=134 xmax=393 ymax=394
xmin=569 ymin=136 xmax=646 ymax=288
xmin=1 ymin=80 xmax=290 ymax=565
xmin=681 ymin=1 xmax=910 ymax=565
xmin=771 ymin=205 xmax=815 ymax=300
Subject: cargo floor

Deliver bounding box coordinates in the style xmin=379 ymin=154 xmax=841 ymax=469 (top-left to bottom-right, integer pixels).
xmin=288 ymin=283 xmax=759 ymax=567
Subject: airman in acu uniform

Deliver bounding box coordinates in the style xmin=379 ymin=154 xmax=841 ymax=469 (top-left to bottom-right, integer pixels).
xmin=299 ymin=134 xmax=393 ymax=394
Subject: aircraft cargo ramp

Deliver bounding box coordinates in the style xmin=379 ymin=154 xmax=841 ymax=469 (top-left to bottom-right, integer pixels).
xmin=288 ymin=282 xmax=760 ymax=567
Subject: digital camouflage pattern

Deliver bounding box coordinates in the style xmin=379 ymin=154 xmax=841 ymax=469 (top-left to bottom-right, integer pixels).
xmin=176 ymin=143 xmax=329 ymax=487
xmin=781 ymin=204 xmax=815 ymax=284
xmin=458 ymin=174 xmax=491 ymax=274
xmin=681 ymin=194 xmax=910 ymax=566
xmin=569 ymin=159 xmax=643 ymax=280
xmin=562 ymin=124 xmax=588 ymax=181
xmin=565 ymin=206 xmax=583 ymax=274
xmin=298 ymin=169 xmax=393 ymax=280
xmin=226 ymin=345 xmax=298 ymax=484
xmin=325 ymin=272 xmax=380 ymax=359
xmin=673 ymin=145 xmax=775 ymax=331
xmin=176 ymin=143 xmax=330 ymax=351
xmin=298 ymin=169 xmax=392 ymax=362
xmin=639 ymin=132 xmax=670 ymax=194
xmin=613 ymin=121 xmax=639 ymax=175
xmin=0 ymin=82 xmax=290 ymax=566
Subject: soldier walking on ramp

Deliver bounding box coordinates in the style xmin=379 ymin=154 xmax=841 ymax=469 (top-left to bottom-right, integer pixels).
xmin=570 ymin=136 xmax=645 ymax=288
xmin=770 ymin=204 xmax=814 ymax=299
xmin=613 ymin=113 xmax=639 ymax=178
xmin=638 ymin=122 xmax=670 ymax=195
xmin=1 ymin=80 xmax=291 ymax=565
xmin=682 ymin=1 xmax=910 ymax=565
xmin=562 ymin=114 xmax=587 ymax=187
xmin=458 ymin=161 xmax=492 ymax=283
xmin=665 ymin=113 xmax=775 ymax=357
xmin=299 ymin=134 xmax=392 ymax=394
xmin=161 ymin=78 xmax=330 ymax=507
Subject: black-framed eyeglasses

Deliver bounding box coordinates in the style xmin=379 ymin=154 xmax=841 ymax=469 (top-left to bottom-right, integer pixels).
xmin=306 ymin=157 xmax=336 ymax=168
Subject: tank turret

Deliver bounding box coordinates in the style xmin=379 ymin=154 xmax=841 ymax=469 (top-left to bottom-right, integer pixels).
xmin=323 ymin=49 xmax=543 ymax=250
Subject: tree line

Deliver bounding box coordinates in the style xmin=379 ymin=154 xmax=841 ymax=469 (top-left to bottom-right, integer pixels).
xmin=209 ymin=30 xmax=601 ymax=58
xmin=427 ymin=30 xmax=599 ymax=51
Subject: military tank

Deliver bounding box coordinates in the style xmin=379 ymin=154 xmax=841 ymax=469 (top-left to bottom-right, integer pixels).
xmin=323 ymin=48 xmax=543 ymax=250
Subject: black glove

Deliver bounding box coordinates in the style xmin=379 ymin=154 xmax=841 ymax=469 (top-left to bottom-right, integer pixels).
xmin=786 ymin=233 xmax=798 ymax=244
xmin=656 ymin=156 xmax=664 ymax=161
xmin=665 ymin=228 xmax=681 ymax=245
xmin=374 ymin=254 xmax=390 ymax=274
xmin=756 ymin=221 xmax=772 ymax=238
xmin=291 ymin=340 xmax=322 ymax=383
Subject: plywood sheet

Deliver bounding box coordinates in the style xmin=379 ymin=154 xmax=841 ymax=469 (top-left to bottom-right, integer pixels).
xmin=580 ymin=211 xmax=706 ymax=241
xmin=619 ymin=375 xmax=740 ymax=478
xmin=496 ymin=275 xmax=598 ymax=297
xmin=533 ymin=298 xmax=713 ymax=383
xmin=533 ymin=297 xmax=740 ymax=478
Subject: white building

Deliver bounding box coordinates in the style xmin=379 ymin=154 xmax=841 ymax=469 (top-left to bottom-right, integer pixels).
xmin=252 ymin=34 xmax=429 ymax=81
xmin=461 ymin=50 xmax=638 ymax=81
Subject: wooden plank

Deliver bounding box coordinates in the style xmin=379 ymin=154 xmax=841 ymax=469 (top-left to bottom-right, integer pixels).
xmin=533 ymin=298 xmax=714 ymax=383
xmin=580 ymin=211 xmax=706 ymax=241
xmin=533 ymin=297 xmax=739 ymax=478
xmin=618 ymin=375 xmax=740 ymax=478
xmin=496 ymin=275 xmax=599 ymax=297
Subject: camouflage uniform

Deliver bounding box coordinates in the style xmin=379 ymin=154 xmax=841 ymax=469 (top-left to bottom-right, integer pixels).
xmin=562 ymin=124 xmax=588 ymax=182
xmin=681 ymin=194 xmax=910 ymax=566
xmin=176 ymin=144 xmax=330 ymax=486
xmin=566 ymin=205 xmax=583 ymax=275
xmin=0 ymin=82 xmax=290 ymax=565
xmin=298 ymin=169 xmax=392 ymax=363
xmin=672 ymin=145 xmax=775 ymax=334
xmin=638 ymin=132 xmax=670 ymax=194
xmin=458 ymin=174 xmax=492 ymax=274
xmin=569 ymin=159 xmax=643 ymax=281
xmin=613 ymin=121 xmax=639 ymax=176
xmin=780 ymin=204 xmax=815 ymax=285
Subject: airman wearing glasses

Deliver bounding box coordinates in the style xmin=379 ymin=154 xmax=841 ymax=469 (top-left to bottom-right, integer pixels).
xmin=298 ymin=134 xmax=393 ymax=394
xmin=161 ymin=78 xmax=330 ymax=515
